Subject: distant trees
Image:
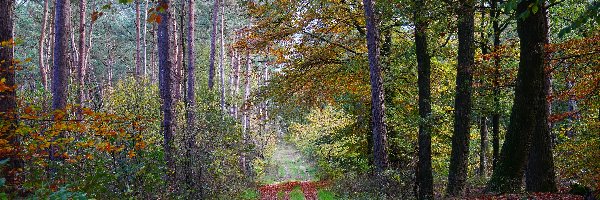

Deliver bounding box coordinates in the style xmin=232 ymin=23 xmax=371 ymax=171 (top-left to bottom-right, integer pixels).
xmin=362 ymin=0 xmax=388 ymax=173
xmin=447 ymin=0 xmax=475 ymax=196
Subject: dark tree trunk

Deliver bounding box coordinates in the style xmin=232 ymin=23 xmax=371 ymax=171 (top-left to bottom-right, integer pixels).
xmin=0 ymin=0 xmax=23 ymax=191
xmin=479 ymin=117 xmax=488 ymax=176
xmin=487 ymin=0 xmax=554 ymax=193
xmin=414 ymin=0 xmax=433 ymax=198
xmin=491 ymin=0 xmax=501 ymax=170
xmin=76 ymin=0 xmax=87 ymax=121
xmin=157 ymin=0 xmax=175 ymax=191
xmin=51 ymin=0 xmax=70 ymax=174
xmin=447 ymin=0 xmax=475 ymax=196
xmin=208 ymin=0 xmax=219 ymax=90
xmin=526 ymin=3 xmax=557 ymax=192
xmin=143 ymin=0 xmax=149 ymax=76
xmin=362 ymin=0 xmax=388 ymax=173
xmin=185 ymin=0 xmax=200 ymax=196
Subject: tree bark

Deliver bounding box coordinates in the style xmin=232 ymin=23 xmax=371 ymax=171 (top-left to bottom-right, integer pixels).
xmin=219 ymin=5 xmax=226 ymax=114
xmin=76 ymin=0 xmax=87 ymax=121
xmin=447 ymin=0 xmax=475 ymax=196
xmin=479 ymin=117 xmax=488 ymax=176
xmin=39 ymin=0 xmax=50 ymax=90
xmin=525 ymin=2 xmax=557 ymax=192
xmin=185 ymin=0 xmax=199 ymax=196
xmin=491 ymin=0 xmax=501 ymax=170
xmin=135 ymin=0 xmax=141 ymax=79
xmin=0 ymin=0 xmax=23 ymax=191
xmin=487 ymin=0 xmax=554 ymax=193
xmin=208 ymin=0 xmax=219 ymax=90
xmin=362 ymin=0 xmax=388 ymax=173
xmin=414 ymin=0 xmax=433 ymax=197
xmin=243 ymin=48 xmax=251 ymax=134
xmin=157 ymin=0 xmax=175 ymax=191
xmin=143 ymin=0 xmax=149 ymax=76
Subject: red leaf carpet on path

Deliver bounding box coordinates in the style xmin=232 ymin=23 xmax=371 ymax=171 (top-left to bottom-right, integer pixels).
xmin=258 ymin=180 xmax=330 ymax=200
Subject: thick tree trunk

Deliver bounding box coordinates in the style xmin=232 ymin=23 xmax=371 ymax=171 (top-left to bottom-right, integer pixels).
xmin=414 ymin=0 xmax=433 ymax=198
xmin=51 ymin=0 xmax=70 ymax=178
xmin=39 ymin=0 xmax=49 ymax=90
xmin=157 ymin=0 xmax=175 ymax=191
xmin=208 ymin=0 xmax=219 ymax=90
xmin=525 ymin=3 xmax=557 ymax=192
xmin=0 ymin=0 xmax=23 ymax=191
xmin=487 ymin=0 xmax=553 ymax=193
xmin=76 ymin=0 xmax=87 ymax=121
xmin=479 ymin=117 xmax=488 ymax=176
xmin=491 ymin=0 xmax=501 ymax=170
xmin=362 ymin=0 xmax=388 ymax=173
xmin=219 ymin=5 xmax=226 ymax=114
xmin=447 ymin=0 xmax=475 ymax=196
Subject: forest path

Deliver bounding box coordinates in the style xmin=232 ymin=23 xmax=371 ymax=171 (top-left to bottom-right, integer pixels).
xmin=258 ymin=143 xmax=331 ymax=199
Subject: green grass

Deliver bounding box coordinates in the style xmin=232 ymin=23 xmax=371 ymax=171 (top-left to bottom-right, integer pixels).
xmin=290 ymin=186 xmax=305 ymax=200
xmin=317 ymin=189 xmax=337 ymax=200
xmin=240 ymin=189 xmax=259 ymax=200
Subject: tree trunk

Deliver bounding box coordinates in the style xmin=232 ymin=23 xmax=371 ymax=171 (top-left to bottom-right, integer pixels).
xmin=185 ymin=0 xmax=199 ymax=196
xmin=479 ymin=117 xmax=488 ymax=176
xmin=487 ymin=0 xmax=553 ymax=193
xmin=447 ymin=0 xmax=475 ymax=196
xmin=491 ymin=0 xmax=501 ymax=170
xmin=362 ymin=0 xmax=388 ymax=173
xmin=208 ymin=0 xmax=219 ymax=90
xmin=143 ymin=0 xmax=149 ymax=76
xmin=76 ymin=0 xmax=87 ymax=121
xmin=243 ymin=48 xmax=251 ymax=134
xmin=135 ymin=0 xmax=141 ymax=79
xmin=157 ymin=0 xmax=175 ymax=191
xmin=219 ymin=5 xmax=226 ymax=114
xmin=0 ymin=0 xmax=23 ymax=191
xmin=414 ymin=0 xmax=433 ymax=197
xmin=51 ymin=0 xmax=70 ymax=177
xmin=525 ymin=3 xmax=557 ymax=192
xmin=232 ymin=48 xmax=240 ymax=119
xmin=39 ymin=0 xmax=49 ymax=90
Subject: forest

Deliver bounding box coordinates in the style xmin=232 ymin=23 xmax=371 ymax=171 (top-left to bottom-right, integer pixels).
xmin=0 ymin=0 xmax=598 ymax=199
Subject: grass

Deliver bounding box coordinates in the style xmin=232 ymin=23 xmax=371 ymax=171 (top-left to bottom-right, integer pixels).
xmin=289 ymin=186 xmax=305 ymax=200
xmin=240 ymin=189 xmax=259 ymax=200
xmin=317 ymin=189 xmax=337 ymax=200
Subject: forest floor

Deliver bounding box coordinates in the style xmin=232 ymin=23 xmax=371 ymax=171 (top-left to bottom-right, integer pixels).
xmin=255 ymin=143 xmax=335 ymax=200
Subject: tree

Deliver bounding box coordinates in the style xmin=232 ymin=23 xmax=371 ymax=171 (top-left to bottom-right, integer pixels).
xmin=157 ymin=0 xmax=175 ymax=190
xmin=143 ymin=0 xmax=149 ymax=76
xmin=51 ymin=0 xmax=70 ymax=172
xmin=136 ymin=0 xmax=142 ymax=79
xmin=39 ymin=0 xmax=50 ymax=90
xmin=447 ymin=0 xmax=475 ymax=196
xmin=490 ymin=0 xmax=501 ymax=170
xmin=487 ymin=0 xmax=555 ymax=192
xmin=414 ymin=0 xmax=433 ymax=198
xmin=77 ymin=0 xmax=87 ymax=120
xmin=208 ymin=0 xmax=219 ymax=90
xmin=525 ymin=1 xmax=557 ymax=192
xmin=362 ymin=0 xmax=388 ymax=173
xmin=185 ymin=0 xmax=199 ymax=195
xmin=219 ymin=4 xmax=226 ymax=114
xmin=0 ymin=0 xmax=22 ymax=190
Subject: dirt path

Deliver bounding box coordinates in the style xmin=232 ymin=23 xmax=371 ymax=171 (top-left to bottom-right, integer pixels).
xmin=259 ymin=143 xmax=323 ymax=199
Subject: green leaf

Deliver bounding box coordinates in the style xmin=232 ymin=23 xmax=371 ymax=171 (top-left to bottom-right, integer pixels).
xmin=119 ymin=0 xmax=134 ymax=4
xmin=0 ymin=178 xmax=5 ymax=187
xmin=0 ymin=159 xmax=8 ymax=165
xmin=531 ymin=5 xmax=538 ymax=14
